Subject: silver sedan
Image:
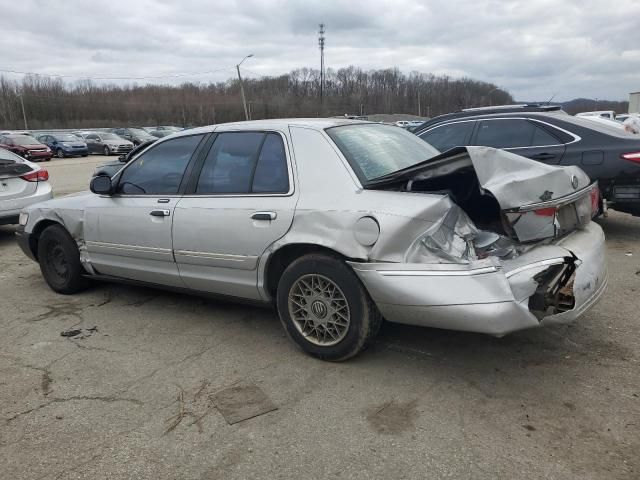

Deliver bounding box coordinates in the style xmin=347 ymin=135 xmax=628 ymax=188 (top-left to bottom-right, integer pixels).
xmin=16 ymin=119 xmax=607 ymax=360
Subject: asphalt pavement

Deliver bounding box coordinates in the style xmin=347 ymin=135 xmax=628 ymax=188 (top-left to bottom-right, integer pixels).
xmin=0 ymin=154 xmax=638 ymax=479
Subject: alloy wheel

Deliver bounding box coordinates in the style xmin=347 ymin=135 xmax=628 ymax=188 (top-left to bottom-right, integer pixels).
xmin=288 ymin=274 xmax=351 ymax=346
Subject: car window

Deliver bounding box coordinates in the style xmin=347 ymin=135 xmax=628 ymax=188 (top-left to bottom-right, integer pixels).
xmin=326 ymin=123 xmax=440 ymax=181
xmin=419 ymin=122 xmax=475 ymax=152
xmin=195 ymin=132 xmax=265 ymax=194
xmin=116 ymin=134 xmax=204 ymax=195
xmin=475 ymin=119 xmax=559 ymax=148
xmin=252 ymin=133 xmax=289 ymax=193
xmin=86 ymin=134 xmax=98 ymax=140
xmin=530 ymin=124 xmax=561 ymax=146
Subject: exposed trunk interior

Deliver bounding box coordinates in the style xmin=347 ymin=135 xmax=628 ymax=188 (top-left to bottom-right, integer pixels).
xmin=371 ymin=166 xmax=507 ymax=237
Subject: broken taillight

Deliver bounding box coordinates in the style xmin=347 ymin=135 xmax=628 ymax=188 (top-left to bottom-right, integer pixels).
xmin=621 ymin=151 xmax=640 ymax=164
xmin=533 ymin=207 xmax=557 ymax=216
xmin=590 ymin=185 xmax=600 ymax=216
xmin=20 ymin=169 xmax=49 ymax=182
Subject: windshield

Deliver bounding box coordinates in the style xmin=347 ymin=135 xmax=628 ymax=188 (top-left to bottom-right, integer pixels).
xmin=326 ymin=123 xmax=440 ymax=181
xmin=10 ymin=135 xmax=40 ymax=145
xmin=101 ymin=133 xmax=120 ymax=140
xmin=56 ymin=134 xmax=80 ymax=142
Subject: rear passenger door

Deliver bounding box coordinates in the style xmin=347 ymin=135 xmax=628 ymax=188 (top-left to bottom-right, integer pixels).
xmin=172 ymin=130 xmax=297 ymax=300
xmin=472 ymin=118 xmax=566 ymax=164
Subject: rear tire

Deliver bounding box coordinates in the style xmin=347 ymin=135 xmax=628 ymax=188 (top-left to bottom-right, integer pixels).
xmin=37 ymin=224 xmax=90 ymax=294
xmin=276 ymin=254 xmax=382 ymax=361
xmin=56 ymin=149 xmax=64 ymax=158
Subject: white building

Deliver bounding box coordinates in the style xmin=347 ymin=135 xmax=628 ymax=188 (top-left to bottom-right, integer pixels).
xmin=629 ymin=92 xmax=640 ymax=114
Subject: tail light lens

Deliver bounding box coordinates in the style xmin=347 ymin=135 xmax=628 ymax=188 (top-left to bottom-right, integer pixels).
xmin=590 ymin=185 xmax=600 ymax=216
xmin=20 ymin=169 xmax=49 ymax=182
xmin=621 ymin=152 xmax=640 ymax=164
xmin=533 ymin=207 xmax=557 ymax=216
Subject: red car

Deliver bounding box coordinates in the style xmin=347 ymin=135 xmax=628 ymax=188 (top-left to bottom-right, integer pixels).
xmin=0 ymin=134 xmax=52 ymax=162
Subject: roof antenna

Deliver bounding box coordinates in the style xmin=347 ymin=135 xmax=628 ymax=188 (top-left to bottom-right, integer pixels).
xmin=546 ymin=92 xmax=558 ymax=105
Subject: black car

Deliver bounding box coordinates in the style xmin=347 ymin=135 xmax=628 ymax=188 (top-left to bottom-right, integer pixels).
xmin=92 ymin=139 xmax=157 ymax=177
xmin=413 ymin=105 xmax=640 ymax=215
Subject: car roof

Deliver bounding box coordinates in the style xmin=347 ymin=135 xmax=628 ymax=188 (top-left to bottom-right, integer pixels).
xmin=414 ymin=105 xmax=564 ymax=132
xmin=172 ymin=118 xmax=371 ymax=137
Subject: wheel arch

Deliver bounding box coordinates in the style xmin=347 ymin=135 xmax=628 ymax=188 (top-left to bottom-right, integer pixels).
xmin=262 ymin=243 xmax=356 ymax=300
xmin=28 ymin=219 xmax=65 ymax=261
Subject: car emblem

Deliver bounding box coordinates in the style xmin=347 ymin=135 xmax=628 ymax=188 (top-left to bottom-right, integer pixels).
xmin=571 ymin=175 xmax=579 ymax=190
xmin=311 ymin=300 xmax=328 ymax=319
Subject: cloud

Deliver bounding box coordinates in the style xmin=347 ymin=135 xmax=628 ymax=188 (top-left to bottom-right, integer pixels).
xmin=2 ymin=0 xmax=639 ymax=101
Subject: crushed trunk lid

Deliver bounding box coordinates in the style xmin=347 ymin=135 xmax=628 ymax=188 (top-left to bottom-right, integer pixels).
xmin=370 ymin=146 xmax=597 ymax=242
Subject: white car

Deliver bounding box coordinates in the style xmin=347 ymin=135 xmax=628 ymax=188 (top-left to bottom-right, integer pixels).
xmin=576 ymin=110 xmax=616 ymax=120
xmin=0 ymin=148 xmax=52 ymax=225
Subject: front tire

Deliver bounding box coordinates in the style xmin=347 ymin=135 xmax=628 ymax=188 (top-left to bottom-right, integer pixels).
xmin=276 ymin=254 xmax=382 ymax=361
xmin=37 ymin=224 xmax=89 ymax=294
xmin=103 ymin=146 xmax=110 ymax=156
xmin=56 ymin=149 xmax=64 ymax=158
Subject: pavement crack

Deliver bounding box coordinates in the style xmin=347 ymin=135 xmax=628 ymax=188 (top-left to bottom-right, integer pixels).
xmin=5 ymin=395 xmax=144 ymax=424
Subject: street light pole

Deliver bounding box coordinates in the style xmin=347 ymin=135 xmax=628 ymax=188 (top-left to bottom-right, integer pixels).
xmin=236 ymin=54 xmax=253 ymax=121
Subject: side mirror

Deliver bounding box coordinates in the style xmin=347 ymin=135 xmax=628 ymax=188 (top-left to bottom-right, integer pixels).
xmin=90 ymin=175 xmax=113 ymax=195
xmin=118 ymin=155 xmax=127 ymax=162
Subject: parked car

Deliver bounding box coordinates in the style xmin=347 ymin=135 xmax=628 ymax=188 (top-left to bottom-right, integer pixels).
xmin=0 ymin=148 xmax=52 ymax=225
xmin=17 ymin=120 xmax=606 ymax=360
xmin=576 ymin=110 xmax=616 ymax=120
xmin=0 ymin=134 xmax=52 ymax=162
xmin=578 ymin=116 xmax=627 ymax=131
xmin=413 ymin=104 xmax=640 ymax=216
xmin=71 ymin=131 xmax=92 ymax=139
xmin=109 ymin=127 xmax=157 ymax=146
xmin=37 ymin=133 xmax=88 ymax=158
xmin=149 ymin=129 xmax=173 ymax=138
xmin=83 ymin=132 xmax=134 ymax=156
xmin=92 ymin=139 xmax=156 ymax=177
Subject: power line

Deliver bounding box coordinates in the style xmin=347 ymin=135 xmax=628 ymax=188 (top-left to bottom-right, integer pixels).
xmin=0 ymin=66 xmax=237 ymax=81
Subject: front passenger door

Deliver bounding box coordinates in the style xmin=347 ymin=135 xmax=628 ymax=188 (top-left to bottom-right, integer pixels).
xmin=84 ymin=134 xmax=208 ymax=286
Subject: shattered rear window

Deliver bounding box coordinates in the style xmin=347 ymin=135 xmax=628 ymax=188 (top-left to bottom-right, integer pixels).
xmin=326 ymin=124 xmax=440 ymax=181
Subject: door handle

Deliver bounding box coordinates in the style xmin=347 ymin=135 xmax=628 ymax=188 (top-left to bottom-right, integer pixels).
xmin=251 ymin=211 xmax=277 ymax=221
xmin=149 ymin=209 xmax=170 ymax=217
xmin=531 ymin=152 xmax=556 ymax=160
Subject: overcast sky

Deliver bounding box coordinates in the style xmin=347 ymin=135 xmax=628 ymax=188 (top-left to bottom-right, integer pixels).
xmin=3 ymin=0 xmax=639 ymax=101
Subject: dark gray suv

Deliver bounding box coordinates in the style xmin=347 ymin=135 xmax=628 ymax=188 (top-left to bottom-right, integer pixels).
xmin=414 ymin=105 xmax=640 ymax=215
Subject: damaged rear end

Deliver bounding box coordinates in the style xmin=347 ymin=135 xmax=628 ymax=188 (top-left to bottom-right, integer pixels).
xmin=351 ymin=146 xmax=607 ymax=336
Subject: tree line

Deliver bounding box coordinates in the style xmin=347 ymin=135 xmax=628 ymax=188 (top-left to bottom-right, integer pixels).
xmin=0 ymin=66 xmax=515 ymax=129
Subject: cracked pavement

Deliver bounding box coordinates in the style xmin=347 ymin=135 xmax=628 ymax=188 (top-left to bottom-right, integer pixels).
xmin=0 ymin=155 xmax=639 ymax=479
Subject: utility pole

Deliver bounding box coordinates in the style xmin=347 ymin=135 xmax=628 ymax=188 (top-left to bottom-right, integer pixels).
xmin=19 ymin=92 xmax=28 ymax=130
xmin=318 ymin=23 xmax=325 ymax=114
xmin=236 ymin=54 xmax=253 ymax=121
xmin=417 ymin=93 xmax=421 ymax=117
